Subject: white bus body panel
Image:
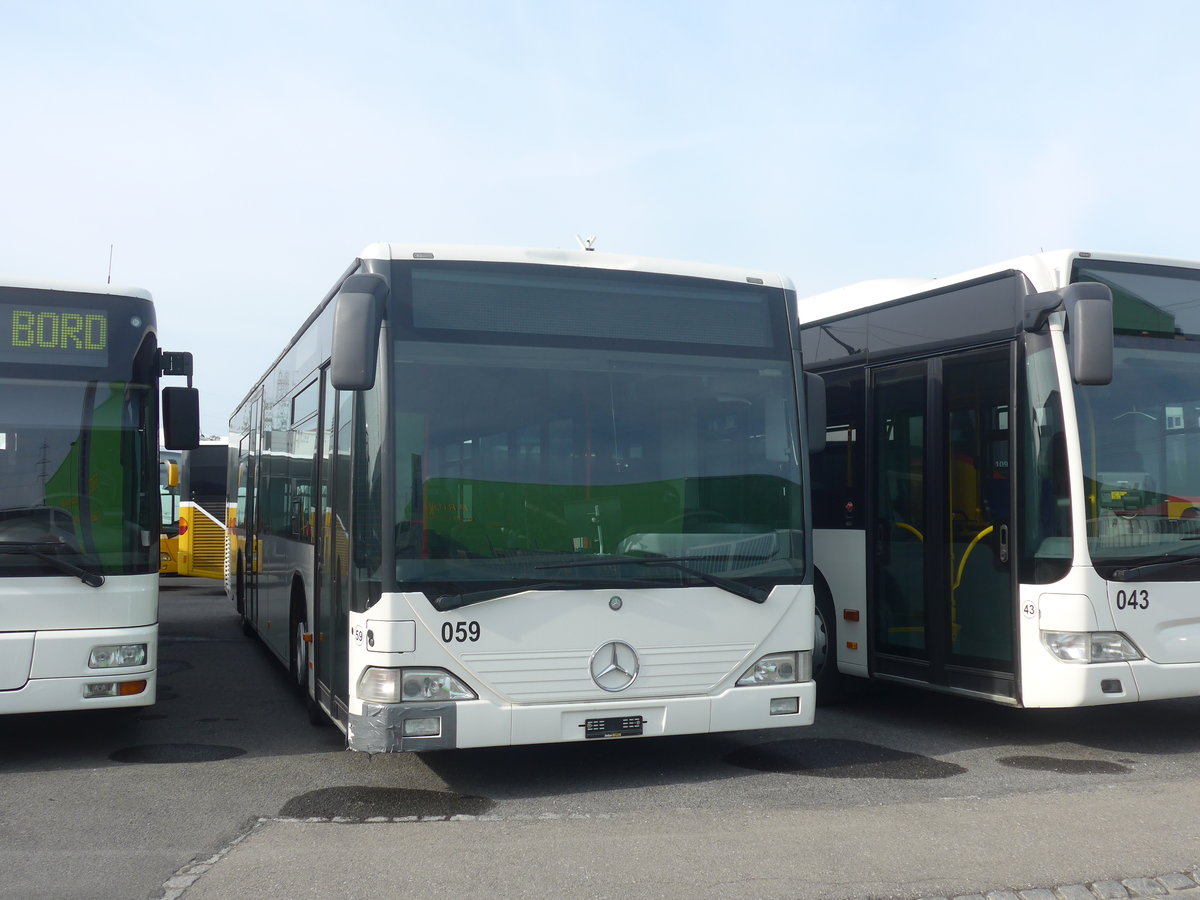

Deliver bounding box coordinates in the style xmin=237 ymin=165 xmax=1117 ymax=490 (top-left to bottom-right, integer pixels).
xmin=802 ymin=249 xmax=1200 ymax=318
xmin=346 ymin=584 xmax=815 ymax=751
xmin=1019 ymin=567 xmax=1128 ymax=707
xmin=255 ymin=535 xmax=313 ymax=662
xmin=1019 ymin=568 xmax=1200 ymax=707
xmin=0 ymin=633 xmax=34 ymax=690
xmin=813 ymin=530 xmax=869 ymax=677
xmin=0 ymin=574 xmax=156 ymax=631
xmin=0 ymin=574 xmax=157 ymax=713
xmin=1104 ymin=581 xmax=1200 ymax=665
xmin=359 ymin=243 xmax=796 ymax=291
xmin=0 ymin=274 xmax=152 ymax=300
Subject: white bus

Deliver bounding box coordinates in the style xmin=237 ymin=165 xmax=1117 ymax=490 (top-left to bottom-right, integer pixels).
xmin=0 ymin=276 xmax=198 ymax=714
xmin=801 ymin=249 xmax=1200 ymax=708
xmin=228 ymin=243 xmax=822 ymax=752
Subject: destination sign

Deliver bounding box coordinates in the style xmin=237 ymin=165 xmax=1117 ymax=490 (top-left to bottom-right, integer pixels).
xmin=0 ymin=303 xmax=109 ymax=367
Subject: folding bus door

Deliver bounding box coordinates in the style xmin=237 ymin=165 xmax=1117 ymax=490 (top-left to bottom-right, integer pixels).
xmin=870 ymin=347 xmax=1015 ymax=698
xmin=313 ymin=368 xmax=336 ymax=717
xmin=313 ymin=377 xmax=354 ymax=724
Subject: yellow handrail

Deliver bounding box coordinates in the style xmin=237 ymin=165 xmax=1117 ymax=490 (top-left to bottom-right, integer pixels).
xmin=953 ymin=525 xmax=994 ymax=590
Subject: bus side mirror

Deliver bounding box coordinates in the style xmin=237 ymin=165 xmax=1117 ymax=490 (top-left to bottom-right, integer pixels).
xmin=331 ymin=274 xmax=388 ymax=391
xmin=1022 ymin=281 xmax=1113 ymax=386
xmin=805 ymin=371 xmax=826 ymax=454
xmin=1065 ymin=283 xmax=1114 ymax=385
xmin=162 ymin=387 xmax=200 ymax=450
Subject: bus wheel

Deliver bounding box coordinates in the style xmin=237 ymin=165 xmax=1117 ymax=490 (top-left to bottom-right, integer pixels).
xmin=290 ymin=596 xmax=327 ymax=726
xmin=235 ymin=558 xmax=254 ymax=636
xmin=813 ymin=586 xmax=844 ymax=704
xmin=290 ymin=604 xmax=308 ymax=693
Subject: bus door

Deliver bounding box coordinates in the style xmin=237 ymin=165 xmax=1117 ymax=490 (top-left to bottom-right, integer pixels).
xmin=313 ymin=373 xmax=352 ymax=723
xmin=870 ymin=347 xmax=1015 ymax=698
xmin=242 ymin=396 xmax=263 ymax=630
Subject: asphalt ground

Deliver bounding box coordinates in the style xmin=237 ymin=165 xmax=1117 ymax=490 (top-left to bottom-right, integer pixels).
xmin=167 ymin=778 xmax=1200 ymax=900
xmin=5 ymin=577 xmax=1199 ymax=900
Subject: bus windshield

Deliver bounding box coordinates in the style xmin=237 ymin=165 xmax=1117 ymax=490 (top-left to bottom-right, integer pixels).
xmin=0 ymin=378 xmax=155 ymax=577
xmin=1072 ymin=259 xmax=1200 ymax=571
xmin=390 ymin=341 xmax=806 ymax=597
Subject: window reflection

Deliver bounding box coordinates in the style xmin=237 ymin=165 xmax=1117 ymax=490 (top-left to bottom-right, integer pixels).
xmin=391 ymin=343 xmax=806 ymax=587
xmin=0 ymin=379 xmax=151 ymax=574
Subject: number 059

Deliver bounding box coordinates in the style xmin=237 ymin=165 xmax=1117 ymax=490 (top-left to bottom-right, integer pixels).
xmin=441 ymin=621 xmax=481 ymax=642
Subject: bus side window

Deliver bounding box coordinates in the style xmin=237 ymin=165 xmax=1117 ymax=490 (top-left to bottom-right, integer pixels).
xmin=290 ymin=496 xmax=305 ymax=538
xmin=267 ymin=479 xmax=290 ymax=536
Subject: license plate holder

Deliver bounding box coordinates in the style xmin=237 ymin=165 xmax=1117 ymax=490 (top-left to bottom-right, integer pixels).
xmin=583 ymin=715 xmax=645 ymax=739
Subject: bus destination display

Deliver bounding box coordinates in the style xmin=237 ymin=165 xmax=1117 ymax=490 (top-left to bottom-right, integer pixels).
xmin=0 ymin=304 xmax=109 ymax=367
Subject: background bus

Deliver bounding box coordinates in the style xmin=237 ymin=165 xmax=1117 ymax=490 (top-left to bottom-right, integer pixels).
xmin=159 ymin=449 xmax=182 ymax=574
xmin=0 ymin=276 xmax=198 ymax=714
xmin=228 ymin=243 xmax=822 ymax=752
xmin=174 ymin=440 xmax=229 ymax=580
xmin=801 ymin=249 xmax=1200 ymax=708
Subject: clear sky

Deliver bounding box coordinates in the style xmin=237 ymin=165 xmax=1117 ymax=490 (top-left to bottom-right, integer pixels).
xmin=3 ymin=1 xmax=1199 ymax=435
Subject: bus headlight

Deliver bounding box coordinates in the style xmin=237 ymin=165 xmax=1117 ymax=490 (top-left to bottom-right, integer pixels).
xmin=356 ymin=667 xmax=477 ymax=704
xmin=1041 ymin=631 xmax=1142 ymax=663
xmin=89 ymin=644 xmax=148 ymax=668
xmin=736 ymin=651 xmax=811 ymax=686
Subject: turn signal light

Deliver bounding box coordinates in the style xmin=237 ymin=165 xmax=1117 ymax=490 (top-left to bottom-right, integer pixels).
xmin=83 ymin=679 xmax=148 ymax=699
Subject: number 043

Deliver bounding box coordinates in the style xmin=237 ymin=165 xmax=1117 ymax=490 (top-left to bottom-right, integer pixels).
xmin=1116 ymin=589 xmax=1149 ymax=610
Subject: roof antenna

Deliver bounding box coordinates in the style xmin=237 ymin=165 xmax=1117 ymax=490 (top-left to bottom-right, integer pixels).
xmin=107 ymin=244 xmax=114 ymax=283
xmin=576 ymin=235 xmax=597 ymax=252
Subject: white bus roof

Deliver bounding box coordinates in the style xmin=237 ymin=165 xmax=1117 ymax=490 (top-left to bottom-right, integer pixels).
xmin=359 ymin=243 xmax=795 ymax=291
xmin=0 ymin=274 xmax=152 ymax=301
xmin=798 ymin=249 xmax=1200 ymax=323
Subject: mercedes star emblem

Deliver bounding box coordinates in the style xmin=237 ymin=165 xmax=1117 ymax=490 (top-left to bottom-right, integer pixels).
xmin=589 ymin=640 xmax=640 ymax=692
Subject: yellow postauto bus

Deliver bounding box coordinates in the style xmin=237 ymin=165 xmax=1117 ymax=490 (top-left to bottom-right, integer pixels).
xmin=174 ymin=441 xmax=229 ymax=580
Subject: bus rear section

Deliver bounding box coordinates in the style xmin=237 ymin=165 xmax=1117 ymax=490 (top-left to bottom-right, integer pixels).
xmin=0 ymin=277 xmax=198 ymax=714
xmin=229 ymin=244 xmax=820 ymax=751
xmin=176 ymin=442 xmax=229 ymax=579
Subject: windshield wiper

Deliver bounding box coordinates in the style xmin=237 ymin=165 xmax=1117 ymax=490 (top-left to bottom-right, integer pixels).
xmin=1112 ymin=553 xmax=1200 ymax=581
xmin=0 ymin=541 xmax=105 ymax=588
xmin=537 ymin=556 xmax=769 ymax=604
xmin=432 ymin=577 xmax=663 ymax=611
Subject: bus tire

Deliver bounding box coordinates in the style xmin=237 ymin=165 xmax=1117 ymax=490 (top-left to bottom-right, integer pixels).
xmin=289 ymin=592 xmax=307 ymax=693
xmin=236 ymin=558 xmax=253 ymax=637
xmin=290 ymin=587 xmax=327 ymax=727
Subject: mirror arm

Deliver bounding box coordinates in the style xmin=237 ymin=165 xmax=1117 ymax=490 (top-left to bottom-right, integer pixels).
xmin=1022 ymin=290 xmax=1063 ymax=332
